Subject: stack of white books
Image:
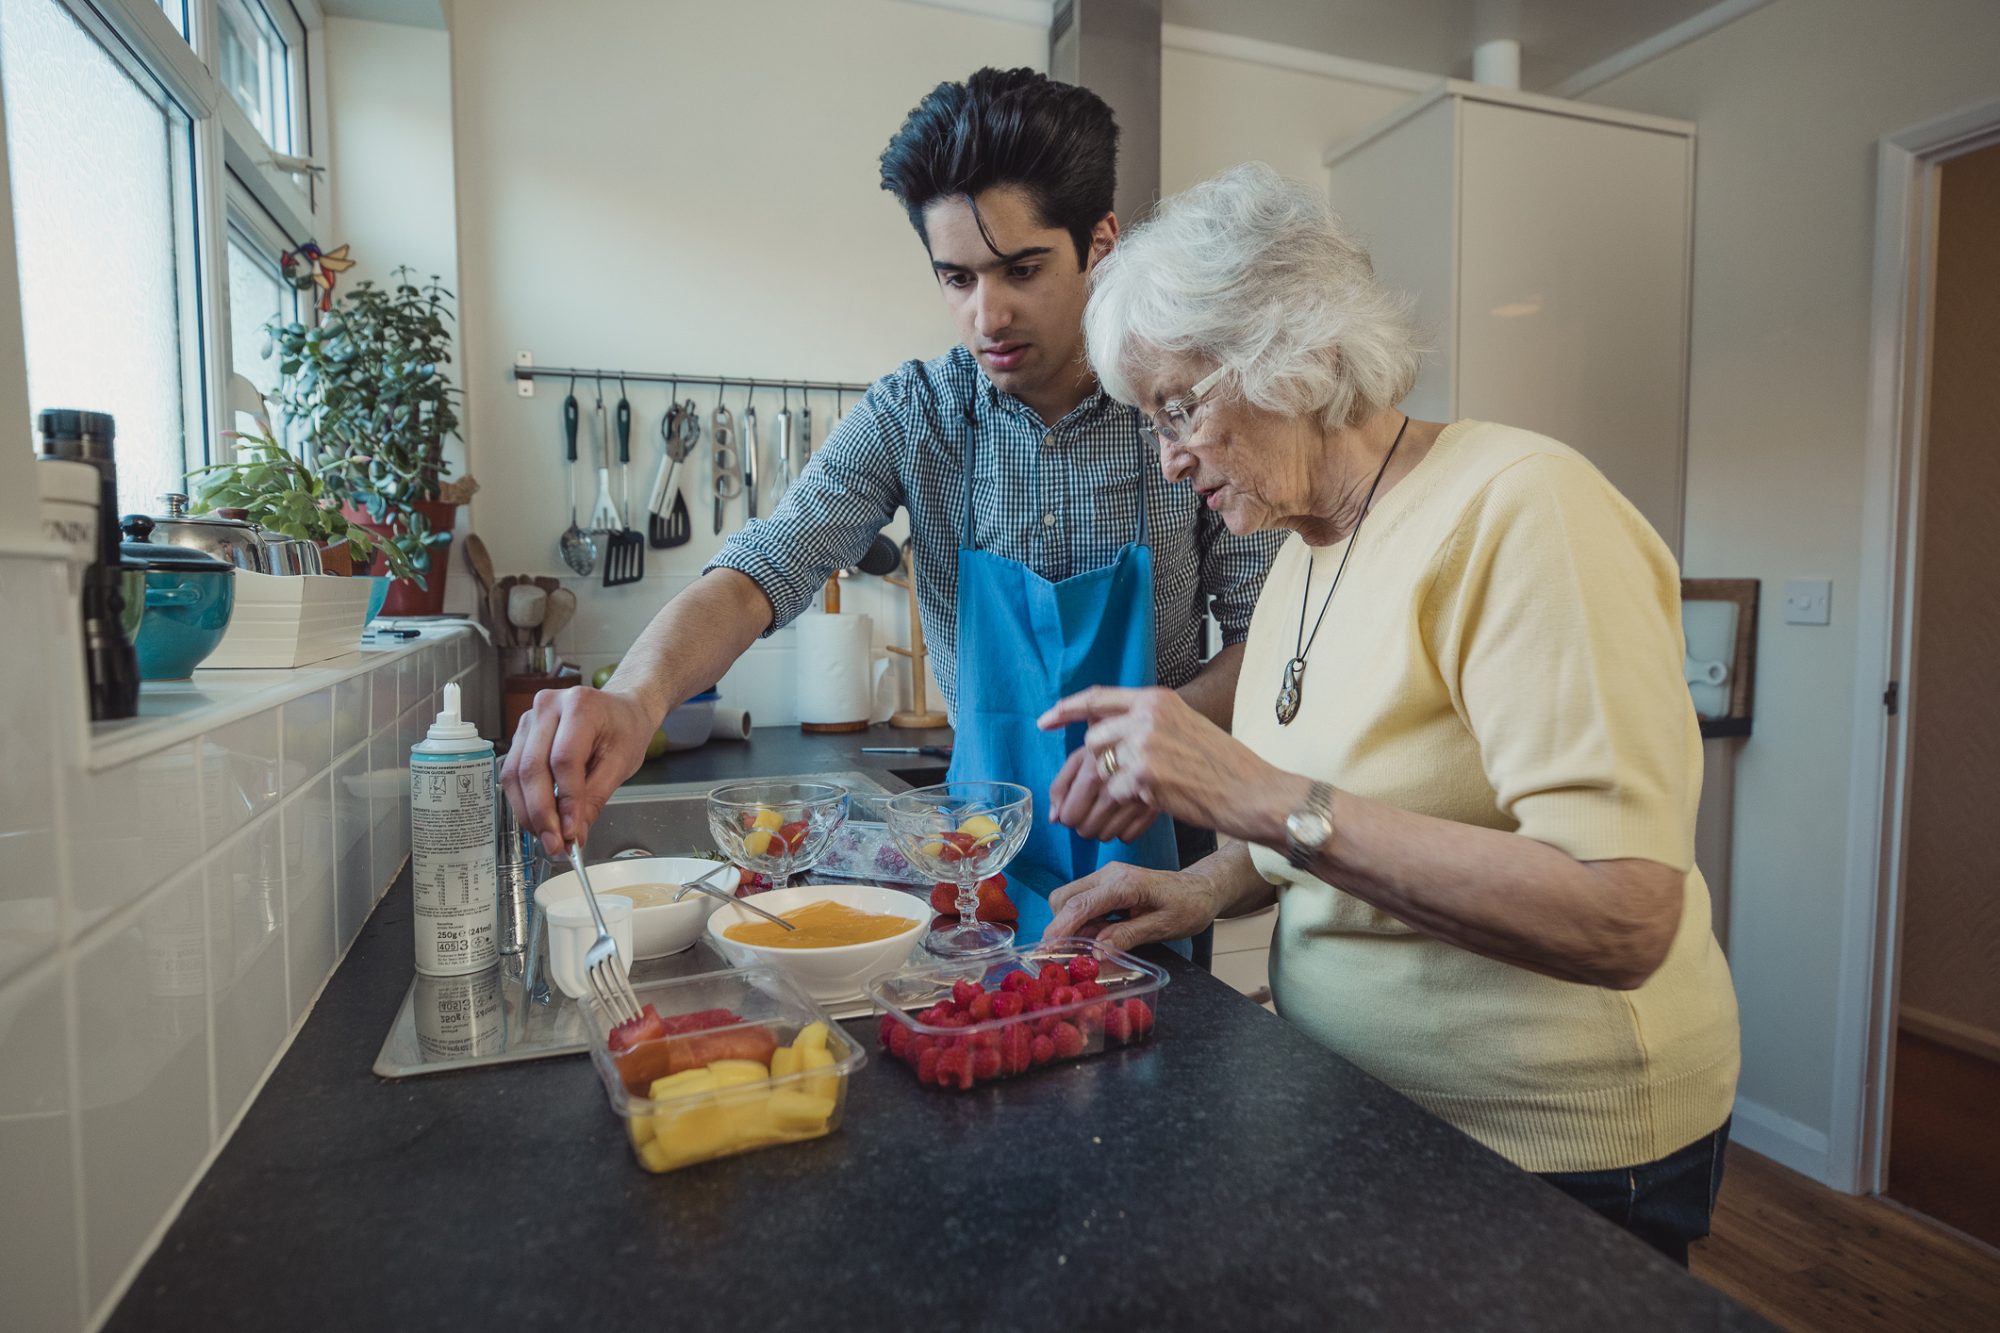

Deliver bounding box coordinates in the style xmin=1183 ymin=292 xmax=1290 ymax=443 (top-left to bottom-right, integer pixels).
xmin=206 ymin=571 xmax=376 ymax=669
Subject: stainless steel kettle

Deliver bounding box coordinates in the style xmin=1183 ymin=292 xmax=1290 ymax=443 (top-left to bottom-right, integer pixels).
xmin=148 ymin=493 xmax=270 ymax=572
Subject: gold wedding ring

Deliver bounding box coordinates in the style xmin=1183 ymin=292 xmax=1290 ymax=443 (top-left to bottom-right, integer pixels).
xmin=1097 ymin=748 xmax=1120 ymax=780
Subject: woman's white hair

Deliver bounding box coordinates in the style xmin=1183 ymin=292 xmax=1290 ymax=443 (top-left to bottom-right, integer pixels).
xmin=1085 ymin=161 xmax=1425 ymax=429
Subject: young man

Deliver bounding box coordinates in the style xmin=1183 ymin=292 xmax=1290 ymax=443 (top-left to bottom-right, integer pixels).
xmin=502 ymin=68 xmax=1280 ymax=913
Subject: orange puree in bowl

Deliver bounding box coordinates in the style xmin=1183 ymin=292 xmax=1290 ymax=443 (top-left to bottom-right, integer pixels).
xmin=725 ymin=900 xmax=916 ymax=949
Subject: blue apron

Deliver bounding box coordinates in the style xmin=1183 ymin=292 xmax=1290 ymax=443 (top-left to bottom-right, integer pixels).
xmin=944 ymin=406 xmax=1181 ymax=944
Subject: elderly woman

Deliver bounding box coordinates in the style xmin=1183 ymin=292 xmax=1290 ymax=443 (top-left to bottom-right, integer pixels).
xmin=1040 ymin=163 xmax=1739 ymax=1264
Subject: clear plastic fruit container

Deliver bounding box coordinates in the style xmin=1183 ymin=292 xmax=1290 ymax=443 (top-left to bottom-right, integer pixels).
xmin=581 ymin=965 xmax=867 ymax=1173
xmin=867 ymin=937 xmax=1168 ymax=1092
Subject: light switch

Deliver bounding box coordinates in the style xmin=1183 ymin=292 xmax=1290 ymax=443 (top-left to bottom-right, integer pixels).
xmin=1784 ymin=579 xmax=1832 ymax=626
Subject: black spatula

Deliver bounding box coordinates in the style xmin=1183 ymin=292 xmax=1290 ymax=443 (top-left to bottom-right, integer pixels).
xmin=602 ymin=385 xmax=645 ymax=586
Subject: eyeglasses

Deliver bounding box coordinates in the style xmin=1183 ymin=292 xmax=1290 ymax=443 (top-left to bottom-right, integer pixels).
xmin=1138 ymin=366 xmax=1229 ymax=447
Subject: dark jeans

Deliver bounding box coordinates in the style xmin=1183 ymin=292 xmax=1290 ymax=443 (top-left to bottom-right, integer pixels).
xmin=1539 ymin=1118 xmax=1731 ymax=1266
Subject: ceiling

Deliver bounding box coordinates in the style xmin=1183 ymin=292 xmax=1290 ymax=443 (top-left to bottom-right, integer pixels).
xmin=1162 ymin=0 xmax=1756 ymax=93
xmin=317 ymin=0 xmax=443 ymax=29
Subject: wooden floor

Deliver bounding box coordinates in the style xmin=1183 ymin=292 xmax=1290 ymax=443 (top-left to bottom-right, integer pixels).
xmin=1691 ymin=1148 xmax=2000 ymax=1331
xmin=1887 ymin=1031 xmax=2000 ymax=1249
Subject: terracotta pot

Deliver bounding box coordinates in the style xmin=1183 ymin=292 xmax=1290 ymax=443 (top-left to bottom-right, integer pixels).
xmin=316 ymin=539 xmax=354 ymax=577
xmin=342 ymin=499 xmax=459 ymax=616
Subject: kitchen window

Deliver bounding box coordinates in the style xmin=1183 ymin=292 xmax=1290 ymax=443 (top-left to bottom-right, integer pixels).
xmin=1 ymin=0 xmax=198 ymax=514
xmin=1 ymin=0 xmax=326 ymax=501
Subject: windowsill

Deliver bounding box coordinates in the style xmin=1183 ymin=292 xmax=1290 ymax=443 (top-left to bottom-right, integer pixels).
xmin=87 ymin=619 xmax=485 ymax=771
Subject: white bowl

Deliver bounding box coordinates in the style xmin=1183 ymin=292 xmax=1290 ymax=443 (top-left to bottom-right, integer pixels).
xmin=534 ymin=856 xmax=724 ymax=960
xmin=704 ymin=882 xmax=930 ymax=1004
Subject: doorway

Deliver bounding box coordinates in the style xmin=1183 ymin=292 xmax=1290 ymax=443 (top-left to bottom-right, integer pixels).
xmin=1881 ymin=137 xmax=2000 ymax=1248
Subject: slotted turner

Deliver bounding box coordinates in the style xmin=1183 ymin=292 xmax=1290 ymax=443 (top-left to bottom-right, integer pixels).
xmin=649 ymin=399 xmax=694 ymax=549
xmin=601 ymin=384 xmax=645 ymax=586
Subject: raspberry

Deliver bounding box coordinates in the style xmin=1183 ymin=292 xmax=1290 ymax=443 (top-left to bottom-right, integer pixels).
xmin=1050 ymin=985 xmax=1079 ymax=1008
xmin=971 ymin=1046 xmax=1002 ymax=1081
xmin=914 ymin=1035 xmax=938 ymax=1061
xmin=920 ymin=1001 xmax=955 ymax=1027
xmin=1000 ymin=1022 xmax=1032 ymax=1075
xmin=1034 ymin=1014 xmax=1062 ymax=1038
xmin=969 ymin=992 xmax=997 ymax=1023
xmin=1076 ymin=1002 xmax=1108 ymax=1037
xmin=878 ymin=1014 xmax=897 ymax=1049
xmin=888 ymin=1023 xmax=915 ymax=1061
xmin=1068 ymin=955 xmax=1100 ymax=983
xmin=936 ymin=1011 xmax=971 ymax=1030
xmin=917 ymin=1047 xmax=942 ymax=1085
xmin=1027 ymin=981 xmax=1053 ymax=1006
xmin=1051 ymin=1021 xmax=1086 ymax=1060
xmin=1074 ymin=979 xmax=1107 ymax=1000
xmin=1039 ymin=963 xmax=1071 ymax=990
xmin=1030 ymin=1034 xmax=1057 ymax=1066
xmin=952 ymin=979 xmax=982 ymax=1010
xmin=969 ymin=1029 xmax=1001 ymax=1052
xmin=991 ymin=991 xmax=1025 ymax=1019
xmin=1103 ymin=1004 xmax=1133 ymax=1044
xmin=1000 ymin=971 xmax=1032 ymax=995
xmin=936 ymin=1046 xmax=973 ymax=1090
xmin=1124 ymin=998 xmax=1155 ymax=1037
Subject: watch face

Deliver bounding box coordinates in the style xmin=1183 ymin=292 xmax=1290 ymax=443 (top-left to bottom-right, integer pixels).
xmin=1287 ymin=811 xmax=1331 ymax=848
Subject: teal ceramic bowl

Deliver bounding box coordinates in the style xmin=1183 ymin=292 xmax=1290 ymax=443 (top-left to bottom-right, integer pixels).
xmin=363 ymin=574 xmax=392 ymax=622
xmin=120 ymin=541 xmax=236 ymax=681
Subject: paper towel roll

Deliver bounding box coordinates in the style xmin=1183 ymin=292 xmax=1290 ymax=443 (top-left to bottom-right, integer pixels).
xmin=710 ymin=706 xmax=753 ymax=741
xmin=795 ymin=612 xmax=873 ymax=726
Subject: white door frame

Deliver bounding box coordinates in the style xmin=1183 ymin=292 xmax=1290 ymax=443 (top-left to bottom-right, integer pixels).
xmin=1830 ymin=96 xmax=2000 ymax=1195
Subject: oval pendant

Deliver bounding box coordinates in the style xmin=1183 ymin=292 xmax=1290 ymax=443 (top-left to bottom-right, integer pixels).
xmin=1276 ymin=658 xmax=1304 ymax=726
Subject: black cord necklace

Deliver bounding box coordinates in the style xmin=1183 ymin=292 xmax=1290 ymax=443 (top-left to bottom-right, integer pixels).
xmin=1276 ymin=414 xmax=1410 ymax=725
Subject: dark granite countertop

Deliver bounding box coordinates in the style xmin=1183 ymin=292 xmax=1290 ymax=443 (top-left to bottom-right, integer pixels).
xmin=107 ymin=726 xmax=1764 ymax=1331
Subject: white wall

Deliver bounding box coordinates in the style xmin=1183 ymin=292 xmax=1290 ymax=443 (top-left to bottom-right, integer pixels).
xmin=0 ymin=76 xmax=43 ymax=550
xmin=322 ymin=15 xmax=470 ymax=605
xmin=1586 ymin=0 xmax=2000 ymax=1182
xmin=1161 ymin=42 xmax=1415 ymax=196
xmin=443 ymin=0 xmax=1046 ymax=716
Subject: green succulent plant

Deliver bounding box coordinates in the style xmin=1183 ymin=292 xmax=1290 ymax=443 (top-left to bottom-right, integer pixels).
xmin=188 ymin=429 xmax=424 ymax=583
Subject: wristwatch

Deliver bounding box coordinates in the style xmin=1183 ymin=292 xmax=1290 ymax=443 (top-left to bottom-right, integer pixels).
xmin=1285 ymin=781 xmax=1336 ymax=870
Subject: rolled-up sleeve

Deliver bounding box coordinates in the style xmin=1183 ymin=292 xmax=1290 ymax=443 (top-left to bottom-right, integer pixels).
xmin=705 ymin=383 xmax=909 ymax=635
xmin=1199 ymin=510 xmax=1284 ymax=645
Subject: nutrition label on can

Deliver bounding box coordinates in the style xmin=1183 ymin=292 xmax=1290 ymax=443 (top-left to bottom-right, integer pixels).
xmin=412 ymin=755 xmax=497 ymax=975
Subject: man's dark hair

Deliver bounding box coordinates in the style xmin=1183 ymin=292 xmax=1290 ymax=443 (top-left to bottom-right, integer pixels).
xmin=879 ymin=67 xmax=1118 ymax=267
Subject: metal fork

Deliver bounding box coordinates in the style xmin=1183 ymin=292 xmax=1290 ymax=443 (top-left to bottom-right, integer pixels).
xmin=568 ymin=840 xmax=642 ymax=1024
xmin=671 ymin=862 xmax=798 ymax=930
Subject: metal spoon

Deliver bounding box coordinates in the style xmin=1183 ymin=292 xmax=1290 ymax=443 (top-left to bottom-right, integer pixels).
xmin=672 ymin=863 xmax=797 ymax=930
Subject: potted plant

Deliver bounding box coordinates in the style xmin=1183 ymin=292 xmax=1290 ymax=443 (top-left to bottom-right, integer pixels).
xmin=188 ymin=428 xmax=415 ymax=579
xmin=268 ymin=257 xmax=477 ymax=614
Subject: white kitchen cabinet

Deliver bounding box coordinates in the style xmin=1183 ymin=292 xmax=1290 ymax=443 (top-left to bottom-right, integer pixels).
xmin=1325 ymin=82 xmax=1695 ymax=553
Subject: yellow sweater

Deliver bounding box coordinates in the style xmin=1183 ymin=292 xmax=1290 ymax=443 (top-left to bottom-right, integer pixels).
xmin=1236 ymin=421 xmax=1739 ymax=1173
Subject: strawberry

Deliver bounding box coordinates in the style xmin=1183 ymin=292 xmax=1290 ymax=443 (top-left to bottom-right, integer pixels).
xmin=1075 ymin=979 xmax=1107 ymax=1000
xmin=971 ymin=1046 xmax=1002 ymax=1082
xmin=1030 ymin=1034 xmax=1057 ymax=1066
xmin=991 ymin=991 xmax=1025 ymax=1020
xmin=928 ymin=883 xmax=958 ymax=914
xmin=1124 ymin=998 xmax=1156 ymax=1037
xmin=929 ymin=875 xmax=1017 ymax=923
xmin=1051 ymin=1021 xmax=1086 ymax=1060
xmin=1039 ymin=962 xmax=1071 ymax=990
xmin=607 ymin=1003 xmax=667 ymax=1054
xmin=1050 ymin=985 xmax=1079 ymax=1008
xmin=1000 ymin=970 xmax=1033 ymax=995
xmin=969 ymin=992 xmax=997 ymax=1023
xmin=776 ymin=820 xmax=811 ymax=854
xmin=952 ymin=978 xmax=982 ymax=1010
xmin=1068 ymin=955 xmax=1100 ymax=983
xmin=1103 ymin=1003 xmax=1133 ymax=1044
xmin=917 ymin=1046 xmax=943 ymax=1086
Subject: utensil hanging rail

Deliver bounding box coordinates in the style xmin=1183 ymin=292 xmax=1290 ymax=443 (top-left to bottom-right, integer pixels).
xmin=512 ymin=364 xmax=873 ymax=395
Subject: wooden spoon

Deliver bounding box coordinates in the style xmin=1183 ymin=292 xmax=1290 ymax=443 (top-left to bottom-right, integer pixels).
xmin=464 ymin=534 xmax=497 ymax=633
xmin=541 ymin=587 xmax=577 ymax=650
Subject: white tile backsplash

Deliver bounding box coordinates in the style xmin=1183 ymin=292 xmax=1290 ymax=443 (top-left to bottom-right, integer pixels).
xmin=333 ymin=675 xmax=368 ymax=757
xmin=207 ymin=813 xmax=289 ymax=1130
xmin=0 ymin=960 xmax=84 ymax=1330
xmin=284 ymin=777 xmax=336 ymax=1024
xmin=75 ymin=865 xmax=213 ymax=1310
xmin=3 ymin=538 xmax=481 ymax=1333
xmin=281 ymin=688 xmax=333 ymax=797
